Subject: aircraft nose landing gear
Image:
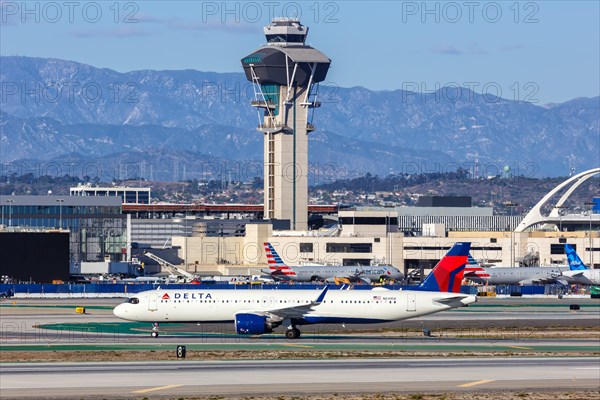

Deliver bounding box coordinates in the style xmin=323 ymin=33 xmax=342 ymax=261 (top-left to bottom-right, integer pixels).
xmin=151 ymin=322 xmax=159 ymax=338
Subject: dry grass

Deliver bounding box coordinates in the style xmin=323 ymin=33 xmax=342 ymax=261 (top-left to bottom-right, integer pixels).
xmin=2 ymin=349 xmax=600 ymax=363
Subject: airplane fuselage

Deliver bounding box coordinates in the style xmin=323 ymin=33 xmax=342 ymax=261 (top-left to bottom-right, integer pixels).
xmin=466 ymin=266 xmax=572 ymax=285
xmin=113 ymin=288 xmax=475 ymax=325
xmin=263 ymin=265 xmax=403 ymax=283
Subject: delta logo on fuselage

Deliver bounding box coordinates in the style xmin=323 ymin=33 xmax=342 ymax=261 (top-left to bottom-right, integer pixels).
xmin=161 ymin=292 xmax=213 ymax=300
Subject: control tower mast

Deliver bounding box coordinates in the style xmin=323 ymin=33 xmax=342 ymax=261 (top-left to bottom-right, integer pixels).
xmin=241 ymin=18 xmax=331 ymax=230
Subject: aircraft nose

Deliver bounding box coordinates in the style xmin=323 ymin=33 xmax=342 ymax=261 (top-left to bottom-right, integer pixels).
xmin=113 ymin=304 xmax=127 ymax=319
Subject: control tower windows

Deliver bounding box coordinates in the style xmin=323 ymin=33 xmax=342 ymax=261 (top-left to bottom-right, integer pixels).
xmin=266 ymin=34 xmax=306 ymax=44
xmin=261 ymin=84 xmax=280 ymax=115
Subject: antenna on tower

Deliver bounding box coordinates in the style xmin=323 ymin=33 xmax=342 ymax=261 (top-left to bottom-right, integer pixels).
xmin=568 ymin=154 xmax=576 ymax=177
xmin=140 ymin=161 xmax=146 ymax=181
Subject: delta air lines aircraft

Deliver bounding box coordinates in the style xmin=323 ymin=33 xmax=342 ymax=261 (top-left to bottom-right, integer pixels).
xmin=113 ymin=242 xmax=475 ymax=339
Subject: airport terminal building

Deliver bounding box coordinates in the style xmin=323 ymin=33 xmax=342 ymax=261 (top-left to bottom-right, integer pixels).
xmin=0 ymin=195 xmax=127 ymax=264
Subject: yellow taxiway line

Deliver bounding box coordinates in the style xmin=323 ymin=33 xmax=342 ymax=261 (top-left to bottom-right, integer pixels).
xmin=458 ymin=379 xmax=496 ymax=388
xmin=282 ymin=343 xmax=314 ymax=349
xmin=132 ymin=384 xmax=183 ymax=394
xmin=506 ymin=345 xmax=533 ymax=350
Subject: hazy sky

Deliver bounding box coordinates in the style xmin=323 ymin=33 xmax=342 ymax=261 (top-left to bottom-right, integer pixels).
xmin=1 ymin=1 xmax=599 ymax=104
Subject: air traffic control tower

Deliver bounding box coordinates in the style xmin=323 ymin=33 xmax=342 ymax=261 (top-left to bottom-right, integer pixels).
xmin=241 ymin=18 xmax=331 ymax=230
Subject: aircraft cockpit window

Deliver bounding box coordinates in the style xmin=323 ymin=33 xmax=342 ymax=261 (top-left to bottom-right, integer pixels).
xmin=125 ymin=297 xmax=140 ymax=304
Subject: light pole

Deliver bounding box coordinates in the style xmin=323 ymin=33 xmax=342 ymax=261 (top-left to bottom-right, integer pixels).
xmin=56 ymin=199 xmax=65 ymax=229
xmin=585 ymin=202 xmax=594 ymax=267
xmin=184 ymin=214 xmax=188 ymax=271
xmin=555 ymin=205 xmax=569 ymax=232
xmin=506 ymin=202 xmax=518 ymax=266
xmin=506 ymin=224 xmax=514 ymax=267
xmin=7 ymin=199 xmax=14 ymax=227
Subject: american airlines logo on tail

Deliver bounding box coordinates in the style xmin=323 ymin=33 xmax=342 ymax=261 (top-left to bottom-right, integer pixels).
xmin=264 ymin=242 xmax=297 ymax=276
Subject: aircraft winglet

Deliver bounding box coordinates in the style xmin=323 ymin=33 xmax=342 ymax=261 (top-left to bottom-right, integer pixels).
xmin=315 ymin=286 xmax=329 ymax=303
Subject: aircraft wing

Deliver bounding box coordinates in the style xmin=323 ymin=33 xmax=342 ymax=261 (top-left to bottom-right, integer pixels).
xmin=554 ymin=277 xmax=570 ymax=286
xmin=564 ymin=271 xmax=585 ymax=277
xmin=248 ymin=286 xmax=329 ymax=320
xmin=518 ymin=275 xmax=560 ymax=285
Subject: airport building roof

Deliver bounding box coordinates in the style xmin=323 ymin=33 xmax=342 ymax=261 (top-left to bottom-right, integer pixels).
xmin=0 ymin=195 xmax=121 ymax=207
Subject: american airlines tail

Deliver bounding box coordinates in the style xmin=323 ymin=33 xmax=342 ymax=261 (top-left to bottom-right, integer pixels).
xmin=565 ymin=244 xmax=587 ymax=270
xmin=417 ymin=242 xmax=471 ymax=293
xmin=264 ymin=242 xmax=288 ymax=269
xmin=263 ymin=242 xmax=297 ymax=279
xmin=463 ymin=252 xmax=490 ymax=282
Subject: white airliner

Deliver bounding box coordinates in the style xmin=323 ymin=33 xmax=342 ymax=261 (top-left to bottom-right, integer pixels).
xmin=113 ymin=242 xmax=475 ymax=339
xmin=262 ymin=242 xmax=404 ymax=284
xmin=465 ymin=244 xmax=599 ymax=286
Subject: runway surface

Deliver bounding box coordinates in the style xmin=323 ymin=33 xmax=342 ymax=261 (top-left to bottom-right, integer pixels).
xmin=2 ymin=357 xmax=599 ymax=399
xmin=1 ymin=297 xmax=599 ymax=349
xmin=1 ymin=297 xmax=599 ymax=398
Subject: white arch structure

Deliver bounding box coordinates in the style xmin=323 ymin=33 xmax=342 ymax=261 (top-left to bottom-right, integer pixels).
xmin=515 ymin=167 xmax=600 ymax=232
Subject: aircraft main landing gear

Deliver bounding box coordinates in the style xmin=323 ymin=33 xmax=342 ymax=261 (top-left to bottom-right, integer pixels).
xmin=151 ymin=322 xmax=159 ymax=338
xmin=285 ymin=327 xmax=301 ymax=339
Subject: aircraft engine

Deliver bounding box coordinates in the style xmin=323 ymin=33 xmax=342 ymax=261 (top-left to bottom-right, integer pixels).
xmin=234 ymin=313 xmax=273 ymax=334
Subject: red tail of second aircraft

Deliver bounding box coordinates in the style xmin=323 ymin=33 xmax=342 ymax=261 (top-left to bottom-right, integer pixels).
xmin=417 ymin=242 xmax=471 ymax=293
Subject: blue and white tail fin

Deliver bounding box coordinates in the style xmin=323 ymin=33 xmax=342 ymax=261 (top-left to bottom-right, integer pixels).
xmin=565 ymin=244 xmax=587 ymax=270
xmin=467 ymin=253 xmax=478 ymax=265
xmin=417 ymin=242 xmax=471 ymax=293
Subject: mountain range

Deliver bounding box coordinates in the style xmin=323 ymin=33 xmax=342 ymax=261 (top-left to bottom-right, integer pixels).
xmin=1 ymin=56 xmax=598 ymax=180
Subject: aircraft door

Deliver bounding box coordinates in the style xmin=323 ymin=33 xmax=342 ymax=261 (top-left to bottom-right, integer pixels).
xmin=406 ymin=293 xmax=416 ymax=312
xmin=148 ymin=293 xmax=158 ymax=311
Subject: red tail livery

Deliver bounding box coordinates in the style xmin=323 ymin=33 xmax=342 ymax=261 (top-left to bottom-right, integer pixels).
xmin=417 ymin=242 xmax=471 ymax=293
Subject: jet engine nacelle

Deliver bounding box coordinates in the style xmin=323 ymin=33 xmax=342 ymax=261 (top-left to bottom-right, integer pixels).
xmin=235 ymin=313 xmax=273 ymax=335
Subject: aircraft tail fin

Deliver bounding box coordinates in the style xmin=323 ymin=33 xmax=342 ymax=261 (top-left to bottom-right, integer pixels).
xmin=418 ymin=242 xmax=471 ymax=293
xmin=264 ymin=242 xmax=288 ymax=270
xmin=467 ymin=253 xmax=478 ymax=265
xmin=565 ymin=244 xmax=587 ymax=270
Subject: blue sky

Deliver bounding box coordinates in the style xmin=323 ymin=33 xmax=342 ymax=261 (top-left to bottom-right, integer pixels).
xmin=1 ymin=1 xmax=599 ymax=104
